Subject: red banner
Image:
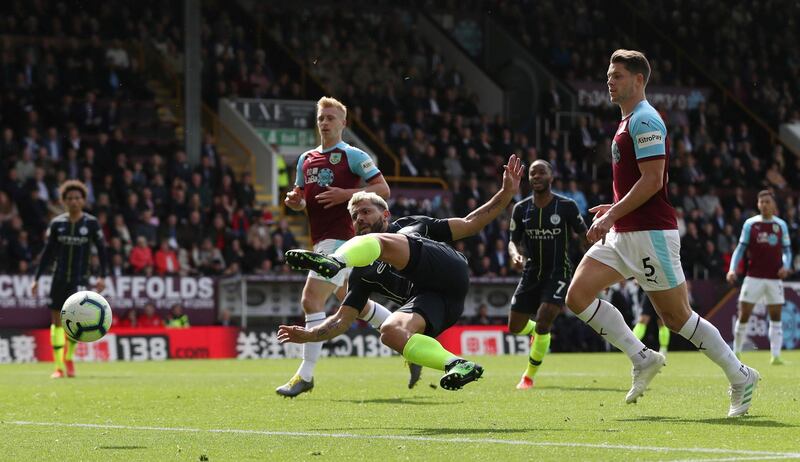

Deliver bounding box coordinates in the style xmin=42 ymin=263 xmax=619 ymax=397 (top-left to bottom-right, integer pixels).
xmin=2 ymin=327 xmax=239 ymax=363
xmin=437 ymin=325 xmax=530 ymax=356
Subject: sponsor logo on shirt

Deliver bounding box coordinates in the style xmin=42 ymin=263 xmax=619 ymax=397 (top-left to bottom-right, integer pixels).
xmin=525 ymin=228 xmax=562 ymax=239
xmin=305 ymin=167 xmax=335 ymax=187
xmin=636 ymin=130 xmax=663 ymax=149
xmin=361 ymin=159 xmax=375 ymax=171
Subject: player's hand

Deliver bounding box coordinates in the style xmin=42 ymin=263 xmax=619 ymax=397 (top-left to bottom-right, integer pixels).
xmin=285 ymin=189 xmax=306 ymax=211
xmin=511 ymin=253 xmax=525 ymax=271
xmin=316 ymin=187 xmax=351 ymax=209
xmin=777 ymin=267 xmax=790 ymax=279
xmin=586 ymin=204 xmax=615 ymax=244
xmin=589 ymin=204 xmax=613 ymax=220
xmin=277 ymin=325 xmax=315 ymax=344
xmin=95 ymin=277 xmax=106 ymax=293
xmin=726 ymin=271 xmax=737 ymax=284
xmin=30 ymin=280 xmax=38 ymax=297
xmin=501 ymin=154 xmax=525 ymax=194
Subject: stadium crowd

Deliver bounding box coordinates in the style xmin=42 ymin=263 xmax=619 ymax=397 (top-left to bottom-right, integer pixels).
xmin=2 ymin=0 xmax=799 ymax=313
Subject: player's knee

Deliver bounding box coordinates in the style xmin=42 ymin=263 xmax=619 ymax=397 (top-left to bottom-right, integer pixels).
xmin=564 ymin=288 xmax=587 ymax=314
xmin=379 ymin=323 xmax=408 ymax=352
xmin=659 ymin=311 xmax=686 ymax=332
xmin=300 ymin=296 xmax=325 ymax=314
xmin=737 ymin=311 xmax=751 ymax=323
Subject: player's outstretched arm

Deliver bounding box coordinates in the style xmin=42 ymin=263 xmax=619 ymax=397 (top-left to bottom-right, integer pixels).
xmin=277 ymin=305 xmax=359 ymax=344
xmin=448 ymin=154 xmax=524 ymax=241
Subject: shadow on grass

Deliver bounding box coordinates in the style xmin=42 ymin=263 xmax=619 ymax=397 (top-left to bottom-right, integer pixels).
xmin=97 ymin=446 xmax=147 ymax=450
xmin=329 ymin=396 xmax=459 ymax=406
xmin=616 ymin=415 xmax=797 ymax=428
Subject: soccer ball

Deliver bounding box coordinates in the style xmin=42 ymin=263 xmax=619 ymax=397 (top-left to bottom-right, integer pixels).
xmin=60 ymin=291 xmax=113 ymax=342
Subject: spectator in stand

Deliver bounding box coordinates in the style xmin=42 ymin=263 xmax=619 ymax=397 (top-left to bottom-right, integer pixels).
xmin=129 ymin=236 xmax=154 ymax=275
xmin=118 ymin=308 xmax=139 ymax=328
xmin=217 ymin=308 xmax=234 ymax=327
xmin=109 ymin=253 xmax=127 ymax=277
xmin=468 ymin=304 xmax=499 ymax=326
xmin=139 ymin=302 xmax=164 ymax=328
xmin=154 ymin=240 xmax=180 ymax=275
xmin=193 ymin=236 xmax=225 ymax=275
xmin=166 ymin=303 xmax=190 ymax=328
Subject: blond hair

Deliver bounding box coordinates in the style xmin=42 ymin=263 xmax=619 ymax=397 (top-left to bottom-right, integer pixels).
xmin=317 ymin=96 xmax=347 ymax=119
xmin=59 ymin=179 xmax=88 ymax=201
xmin=348 ymin=191 xmax=388 ymax=216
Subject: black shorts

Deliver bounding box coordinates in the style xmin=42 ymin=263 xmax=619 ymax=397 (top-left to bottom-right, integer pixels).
xmin=510 ymin=272 xmax=569 ymax=314
xmin=49 ymin=280 xmax=87 ymax=311
xmin=397 ymin=235 xmax=470 ymax=337
xmin=641 ymin=295 xmax=657 ymax=317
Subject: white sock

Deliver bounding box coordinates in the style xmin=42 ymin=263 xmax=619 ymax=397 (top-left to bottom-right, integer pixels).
xmin=732 ymin=320 xmax=747 ymax=353
xmin=297 ymin=312 xmax=327 ymax=381
xmin=769 ymin=320 xmax=783 ymax=358
xmin=679 ymin=311 xmax=748 ymax=384
xmin=575 ymin=299 xmax=648 ymax=365
xmin=359 ymin=301 xmax=391 ymax=329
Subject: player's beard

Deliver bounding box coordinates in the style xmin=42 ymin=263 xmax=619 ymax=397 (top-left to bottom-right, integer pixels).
xmin=356 ymin=219 xmax=386 ymax=235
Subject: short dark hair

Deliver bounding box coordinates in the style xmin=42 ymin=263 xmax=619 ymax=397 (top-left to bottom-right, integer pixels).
xmin=611 ymin=49 xmax=651 ymax=85
xmin=530 ymin=159 xmax=553 ymax=175
xmin=757 ymin=190 xmax=775 ymax=200
xmin=58 ymin=179 xmax=88 ymax=201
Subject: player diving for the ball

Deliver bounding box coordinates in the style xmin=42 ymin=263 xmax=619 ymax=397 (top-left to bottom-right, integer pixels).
xmin=278 ymin=154 xmax=525 ymax=390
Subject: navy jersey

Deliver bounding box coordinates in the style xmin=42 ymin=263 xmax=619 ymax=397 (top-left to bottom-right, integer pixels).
xmin=35 ymin=213 xmax=108 ymax=285
xmin=510 ymin=194 xmax=587 ymax=280
xmin=342 ymin=215 xmax=453 ymax=310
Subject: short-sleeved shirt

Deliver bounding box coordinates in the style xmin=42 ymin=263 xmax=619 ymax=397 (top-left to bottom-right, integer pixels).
xmin=510 ymin=194 xmax=587 ymax=281
xmin=611 ymin=100 xmax=677 ymax=232
xmin=738 ymin=215 xmax=791 ymax=279
xmin=341 ymin=216 xmax=453 ymax=311
xmin=35 ymin=212 xmax=107 ymax=285
xmin=295 ymin=141 xmax=382 ymax=244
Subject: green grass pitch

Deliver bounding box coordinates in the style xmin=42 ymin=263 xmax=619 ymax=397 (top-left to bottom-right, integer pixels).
xmin=1 ymin=351 xmax=799 ymax=461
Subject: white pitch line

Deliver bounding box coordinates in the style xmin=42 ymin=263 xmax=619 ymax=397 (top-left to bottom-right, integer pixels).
xmin=5 ymin=420 xmax=800 ymax=458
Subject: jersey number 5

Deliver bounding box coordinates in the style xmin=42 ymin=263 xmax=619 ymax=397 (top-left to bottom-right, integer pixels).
xmin=642 ymin=257 xmax=657 ymax=283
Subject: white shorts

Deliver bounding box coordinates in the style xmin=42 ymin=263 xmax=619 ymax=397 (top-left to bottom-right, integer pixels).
xmin=585 ymin=229 xmax=685 ymax=292
xmin=307 ymin=239 xmax=353 ymax=288
xmin=739 ymin=276 xmax=784 ymax=305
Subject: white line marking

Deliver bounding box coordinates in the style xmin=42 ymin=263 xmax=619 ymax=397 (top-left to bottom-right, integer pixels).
xmin=5 ymin=421 xmax=800 ymax=458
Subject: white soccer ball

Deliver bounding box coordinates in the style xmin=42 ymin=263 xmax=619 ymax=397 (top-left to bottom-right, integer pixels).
xmin=60 ymin=290 xmax=113 ymax=343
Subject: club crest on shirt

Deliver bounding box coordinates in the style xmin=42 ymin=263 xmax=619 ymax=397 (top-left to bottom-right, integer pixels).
xmin=611 ymin=140 xmax=621 ymax=164
xmin=550 ymin=214 xmax=561 ymax=225
xmin=318 ymin=168 xmax=334 ymax=187
xmin=773 ymin=224 xmax=779 ymax=233
xmin=79 ymin=226 xmax=88 ymax=235
xmin=329 ymin=152 xmax=342 ymax=165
